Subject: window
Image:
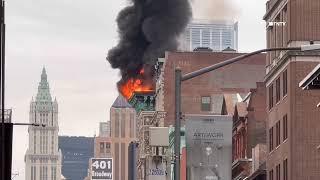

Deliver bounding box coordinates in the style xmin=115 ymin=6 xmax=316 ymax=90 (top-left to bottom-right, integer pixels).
xmin=115 ymin=112 xmax=120 ymax=138
xmin=130 ymin=113 xmax=135 ymax=138
xmin=121 ymin=113 xmax=126 ymax=138
xmin=283 ymin=159 xmax=288 ymax=180
xmin=201 ymin=96 xmax=211 ymax=111
xmin=31 ymin=166 xmax=34 ymax=180
xmin=121 ymin=143 xmax=126 ymax=180
xmin=51 ymin=167 xmax=57 ymax=180
xmin=51 ymin=132 xmax=54 ymax=154
xmin=34 ymin=132 xmax=37 ymax=154
xmin=276 ymin=78 xmax=281 ymax=103
xmin=283 ymin=115 xmax=288 ymax=141
xmin=40 ymin=166 xmax=44 ymax=180
xmin=269 ymin=127 xmax=274 ymax=152
xmin=269 ymin=85 xmax=274 ymax=110
xmin=105 ymin=142 xmax=111 ymax=153
xmin=269 ymin=169 xmax=274 ymax=180
xmin=276 ymin=121 xmax=281 ymax=147
xmin=115 ymin=143 xmax=119 ymax=180
xmin=276 ymin=164 xmax=280 ymax=180
xmin=283 ymin=70 xmax=287 ymax=96
xmin=100 ymin=142 xmax=105 ymax=154
xmin=44 ymin=166 xmax=48 ymax=180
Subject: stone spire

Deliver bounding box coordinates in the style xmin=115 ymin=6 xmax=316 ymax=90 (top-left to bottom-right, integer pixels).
xmin=36 ymin=67 xmax=52 ymax=102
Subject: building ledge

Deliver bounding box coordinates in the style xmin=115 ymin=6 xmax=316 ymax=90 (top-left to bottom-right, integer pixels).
xmin=265 ymin=50 xmax=320 ymax=83
xmin=232 ymin=158 xmax=252 ymax=169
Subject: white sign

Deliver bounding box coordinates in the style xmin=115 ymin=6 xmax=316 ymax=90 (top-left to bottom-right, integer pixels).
xmin=268 ymin=22 xmax=287 ymax=28
xmin=91 ymin=158 xmax=113 ymax=180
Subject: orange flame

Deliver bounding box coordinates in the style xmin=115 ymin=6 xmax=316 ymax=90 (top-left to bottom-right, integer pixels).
xmin=120 ymin=69 xmax=154 ymax=99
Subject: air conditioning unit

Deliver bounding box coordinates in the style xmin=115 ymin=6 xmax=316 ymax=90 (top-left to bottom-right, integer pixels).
xmin=149 ymin=127 xmax=169 ymax=147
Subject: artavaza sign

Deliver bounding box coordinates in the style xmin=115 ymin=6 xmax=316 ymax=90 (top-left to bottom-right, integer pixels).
xmin=186 ymin=115 xmax=232 ymax=180
xmin=91 ymin=158 xmax=113 ymax=180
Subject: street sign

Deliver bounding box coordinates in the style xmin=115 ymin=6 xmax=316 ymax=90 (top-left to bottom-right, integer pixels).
xmin=91 ymin=158 xmax=113 ymax=180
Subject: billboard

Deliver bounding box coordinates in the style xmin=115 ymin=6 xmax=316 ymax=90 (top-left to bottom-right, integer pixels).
xmin=91 ymin=158 xmax=113 ymax=180
xmin=185 ymin=115 xmax=232 ymax=180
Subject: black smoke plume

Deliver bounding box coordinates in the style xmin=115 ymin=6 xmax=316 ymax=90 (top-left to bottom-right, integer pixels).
xmin=107 ymin=0 xmax=192 ymax=93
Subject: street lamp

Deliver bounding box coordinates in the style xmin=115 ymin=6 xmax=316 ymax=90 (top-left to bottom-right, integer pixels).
xmin=173 ymin=44 xmax=320 ymax=180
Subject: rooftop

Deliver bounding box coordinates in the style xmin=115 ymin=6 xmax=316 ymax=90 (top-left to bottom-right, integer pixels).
xmin=112 ymin=95 xmax=132 ymax=108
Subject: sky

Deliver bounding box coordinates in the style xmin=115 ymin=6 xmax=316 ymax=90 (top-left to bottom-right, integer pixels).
xmin=5 ymin=0 xmax=267 ymax=179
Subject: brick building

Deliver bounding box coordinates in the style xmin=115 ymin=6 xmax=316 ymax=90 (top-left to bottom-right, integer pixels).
xmin=160 ymin=51 xmax=266 ymax=126
xmin=264 ymin=0 xmax=320 ymax=180
xmin=232 ymin=82 xmax=267 ymax=180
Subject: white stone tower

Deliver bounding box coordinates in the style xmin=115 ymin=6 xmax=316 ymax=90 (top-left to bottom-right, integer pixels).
xmin=25 ymin=68 xmax=62 ymax=180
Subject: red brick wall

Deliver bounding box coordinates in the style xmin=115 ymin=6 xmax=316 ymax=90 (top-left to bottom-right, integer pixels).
xmin=266 ymin=60 xmax=320 ymax=180
xmin=163 ymin=51 xmax=266 ymax=126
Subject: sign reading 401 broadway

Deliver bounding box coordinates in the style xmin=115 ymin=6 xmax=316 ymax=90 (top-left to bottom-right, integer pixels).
xmin=91 ymin=158 xmax=113 ymax=180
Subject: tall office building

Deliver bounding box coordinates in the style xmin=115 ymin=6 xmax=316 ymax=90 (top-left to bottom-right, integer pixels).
xmin=264 ymin=1 xmax=320 ymax=180
xmin=99 ymin=121 xmax=110 ymax=137
xmin=25 ymin=68 xmax=62 ymax=180
xmin=58 ymin=136 xmax=94 ymax=180
xmin=178 ymin=19 xmax=238 ymax=51
xmin=110 ymin=95 xmax=137 ymax=180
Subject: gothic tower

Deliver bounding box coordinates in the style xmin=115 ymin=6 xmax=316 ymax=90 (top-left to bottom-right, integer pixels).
xmin=25 ymin=68 xmax=62 ymax=180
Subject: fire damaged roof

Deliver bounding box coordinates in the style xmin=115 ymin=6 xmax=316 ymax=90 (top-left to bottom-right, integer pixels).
xmin=112 ymin=95 xmax=132 ymax=108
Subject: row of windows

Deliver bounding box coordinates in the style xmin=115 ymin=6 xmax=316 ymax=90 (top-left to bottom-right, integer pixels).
xmin=269 ymin=115 xmax=288 ymax=152
xmin=267 ymin=4 xmax=288 ymax=64
xmin=35 ymin=112 xmax=55 ymax=126
xmin=269 ymin=159 xmax=288 ymax=180
xmin=34 ymin=130 xmax=55 ymax=154
xmin=269 ymin=70 xmax=287 ymax=110
xmin=99 ymin=142 xmax=111 ymax=154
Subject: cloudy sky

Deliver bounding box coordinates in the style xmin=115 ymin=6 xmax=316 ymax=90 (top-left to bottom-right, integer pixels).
xmin=5 ymin=0 xmax=267 ymax=179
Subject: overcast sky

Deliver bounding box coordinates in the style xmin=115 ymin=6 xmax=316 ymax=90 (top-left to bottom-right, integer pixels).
xmin=6 ymin=0 xmax=267 ymax=179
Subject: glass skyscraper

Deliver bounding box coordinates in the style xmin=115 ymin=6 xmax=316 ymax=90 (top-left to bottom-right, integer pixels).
xmin=179 ymin=19 xmax=238 ymax=51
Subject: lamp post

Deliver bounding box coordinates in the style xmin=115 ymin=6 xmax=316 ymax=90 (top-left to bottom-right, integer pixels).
xmin=173 ymin=45 xmax=320 ymax=180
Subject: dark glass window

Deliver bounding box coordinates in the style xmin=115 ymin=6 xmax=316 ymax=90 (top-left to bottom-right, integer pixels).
xmin=276 ymin=164 xmax=280 ymax=180
xmin=269 ymin=85 xmax=274 ymax=110
xmin=269 ymin=169 xmax=274 ymax=180
xmin=276 ymin=78 xmax=281 ymax=103
xmin=276 ymin=121 xmax=281 ymax=147
xmin=99 ymin=142 xmax=104 ymax=154
xmin=283 ymin=115 xmax=288 ymax=141
xmin=269 ymin=127 xmax=274 ymax=152
xmin=283 ymin=159 xmax=288 ymax=180
xmin=283 ymin=70 xmax=287 ymax=96
xmin=201 ymin=96 xmax=211 ymax=111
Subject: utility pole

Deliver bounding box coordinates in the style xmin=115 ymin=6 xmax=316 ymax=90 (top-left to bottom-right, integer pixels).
xmin=0 ymin=0 xmax=9 ymax=179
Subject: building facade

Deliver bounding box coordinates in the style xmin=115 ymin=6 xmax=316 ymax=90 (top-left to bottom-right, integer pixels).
xmin=232 ymin=82 xmax=267 ymax=180
xmin=58 ymin=136 xmax=94 ymax=180
xmin=161 ymin=51 xmax=266 ymax=126
xmin=178 ymin=19 xmax=238 ymax=51
xmin=110 ymin=95 xmax=137 ymax=180
xmin=25 ymin=68 xmax=62 ymax=180
xmin=264 ymin=0 xmax=320 ymax=180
